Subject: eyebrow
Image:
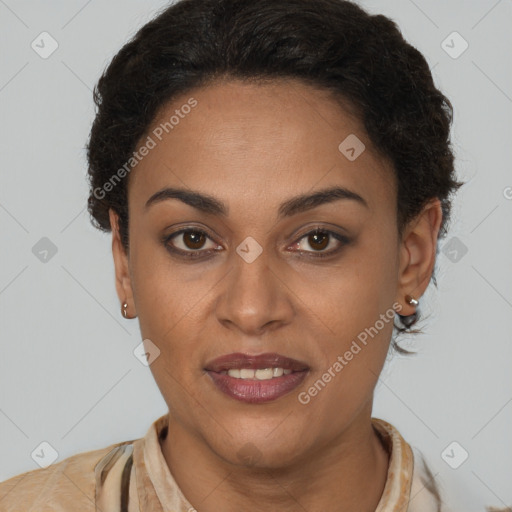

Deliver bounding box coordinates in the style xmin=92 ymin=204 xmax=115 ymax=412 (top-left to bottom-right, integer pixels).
xmin=144 ymin=185 xmax=368 ymax=218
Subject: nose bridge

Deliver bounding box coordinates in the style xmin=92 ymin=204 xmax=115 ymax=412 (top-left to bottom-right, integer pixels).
xmin=215 ymin=237 xmax=293 ymax=334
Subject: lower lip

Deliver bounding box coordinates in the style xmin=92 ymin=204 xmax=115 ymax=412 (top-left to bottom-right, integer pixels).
xmin=206 ymin=370 xmax=308 ymax=404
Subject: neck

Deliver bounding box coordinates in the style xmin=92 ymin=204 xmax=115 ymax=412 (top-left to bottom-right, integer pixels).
xmin=161 ymin=404 xmax=389 ymax=512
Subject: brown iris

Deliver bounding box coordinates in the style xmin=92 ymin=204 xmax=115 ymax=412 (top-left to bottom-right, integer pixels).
xmin=308 ymin=231 xmax=329 ymax=251
xmin=183 ymin=230 xmax=207 ymax=250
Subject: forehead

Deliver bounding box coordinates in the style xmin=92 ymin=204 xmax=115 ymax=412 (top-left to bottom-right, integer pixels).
xmin=128 ymin=79 xmax=396 ymax=215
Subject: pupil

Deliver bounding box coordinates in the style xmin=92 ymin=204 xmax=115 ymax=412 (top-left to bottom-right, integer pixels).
xmin=185 ymin=231 xmax=205 ymax=249
xmin=309 ymin=232 xmax=328 ymax=250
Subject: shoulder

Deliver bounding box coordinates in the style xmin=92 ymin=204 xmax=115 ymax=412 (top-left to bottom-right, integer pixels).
xmin=0 ymin=439 xmax=137 ymax=512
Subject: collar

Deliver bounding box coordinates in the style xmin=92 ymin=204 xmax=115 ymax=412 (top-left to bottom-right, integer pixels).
xmin=132 ymin=414 xmax=415 ymax=511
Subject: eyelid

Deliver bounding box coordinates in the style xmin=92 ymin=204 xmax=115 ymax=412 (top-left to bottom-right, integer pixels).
xmin=291 ymin=223 xmax=350 ymax=240
xmin=287 ymin=225 xmax=350 ymax=256
xmin=162 ymin=226 xmax=221 ymax=259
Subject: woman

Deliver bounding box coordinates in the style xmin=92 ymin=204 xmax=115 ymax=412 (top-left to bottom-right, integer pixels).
xmin=0 ymin=0 xmax=464 ymax=510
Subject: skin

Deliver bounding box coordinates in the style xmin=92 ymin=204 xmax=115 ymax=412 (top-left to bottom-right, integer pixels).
xmin=110 ymin=78 xmax=442 ymax=512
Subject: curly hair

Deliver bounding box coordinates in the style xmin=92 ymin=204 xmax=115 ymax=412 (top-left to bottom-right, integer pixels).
xmin=86 ymin=0 xmax=463 ymax=354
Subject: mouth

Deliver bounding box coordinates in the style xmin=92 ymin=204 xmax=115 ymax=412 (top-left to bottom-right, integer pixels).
xmin=204 ymin=352 xmax=310 ymax=404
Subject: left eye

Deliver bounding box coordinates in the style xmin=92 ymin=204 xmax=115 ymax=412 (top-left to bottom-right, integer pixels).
xmin=291 ymin=229 xmax=347 ymax=256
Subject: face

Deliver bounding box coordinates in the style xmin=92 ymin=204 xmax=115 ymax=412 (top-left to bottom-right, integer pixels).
xmin=111 ymin=78 xmax=440 ymax=468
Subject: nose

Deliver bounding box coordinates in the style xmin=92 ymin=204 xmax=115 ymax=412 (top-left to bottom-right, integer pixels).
xmin=215 ymin=243 xmax=295 ymax=336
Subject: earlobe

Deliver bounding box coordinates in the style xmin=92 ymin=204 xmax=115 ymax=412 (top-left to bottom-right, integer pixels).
xmin=395 ymin=199 xmax=443 ymax=315
xmin=109 ymin=208 xmax=137 ymax=319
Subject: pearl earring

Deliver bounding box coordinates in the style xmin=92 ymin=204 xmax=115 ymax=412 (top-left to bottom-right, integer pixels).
xmin=405 ymin=294 xmax=419 ymax=306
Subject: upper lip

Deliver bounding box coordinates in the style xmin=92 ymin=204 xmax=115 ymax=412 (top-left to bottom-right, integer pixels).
xmin=204 ymin=352 xmax=310 ymax=372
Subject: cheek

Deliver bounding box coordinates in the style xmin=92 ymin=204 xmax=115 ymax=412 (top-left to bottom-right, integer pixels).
xmin=128 ymin=235 xmax=190 ymax=344
xmin=346 ymin=221 xmax=399 ymax=309
xmin=128 ymin=238 xmax=222 ymax=387
xmin=295 ymin=227 xmax=398 ymax=395
xmin=298 ymin=230 xmax=398 ymax=336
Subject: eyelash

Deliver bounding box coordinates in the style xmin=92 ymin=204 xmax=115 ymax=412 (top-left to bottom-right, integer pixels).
xmin=162 ymin=226 xmax=350 ymax=261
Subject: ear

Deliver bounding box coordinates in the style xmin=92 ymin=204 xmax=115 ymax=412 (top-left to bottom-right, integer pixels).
xmin=395 ymin=198 xmax=443 ymax=315
xmin=109 ymin=208 xmax=136 ymax=319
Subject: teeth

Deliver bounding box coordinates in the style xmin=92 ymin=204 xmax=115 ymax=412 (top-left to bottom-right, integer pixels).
xmin=226 ymin=368 xmax=292 ymax=380
xmin=255 ymin=368 xmax=274 ymax=380
xmin=272 ymin=368 xmax=284 ymax=377
xmin=240 ymin=369 xmax=255 ymax=379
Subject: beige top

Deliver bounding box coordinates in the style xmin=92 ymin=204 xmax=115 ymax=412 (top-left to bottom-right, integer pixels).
xmin=0 ymin=415 xmax=443 ymax=511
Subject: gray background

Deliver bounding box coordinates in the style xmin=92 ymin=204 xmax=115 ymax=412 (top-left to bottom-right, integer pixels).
xmin=0 ymin=1 xmax=511 ymax=511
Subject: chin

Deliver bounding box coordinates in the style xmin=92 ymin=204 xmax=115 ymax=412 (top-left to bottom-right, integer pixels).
xmin=213 ymin=430 xmax=308 ymax=470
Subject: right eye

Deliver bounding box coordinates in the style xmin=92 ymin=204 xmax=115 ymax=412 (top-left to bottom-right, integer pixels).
xmin=163 ymin=228 xmax=222 ymax=259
